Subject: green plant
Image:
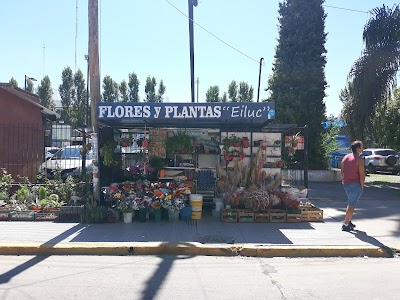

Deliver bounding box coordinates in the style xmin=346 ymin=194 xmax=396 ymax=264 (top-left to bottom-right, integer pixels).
xmin=39 ymin=186 xmax=47 ymax=200
xmin=0 ymin=168 xmax=13 ymax=196
xmin=119 ymin=134 xmax=134 ymax=147
xmin=100 ymin=140 xmax=118 ymax=167
xmin=166 ymin=131 xmax=193 ymax=153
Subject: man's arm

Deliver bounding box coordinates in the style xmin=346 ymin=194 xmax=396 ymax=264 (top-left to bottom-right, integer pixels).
xmin=358 ymin=157 xmax=365 ymax=188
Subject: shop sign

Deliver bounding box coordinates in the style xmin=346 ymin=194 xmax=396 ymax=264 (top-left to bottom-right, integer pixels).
xmin=98 ymin=102 xmax=275 ymax=121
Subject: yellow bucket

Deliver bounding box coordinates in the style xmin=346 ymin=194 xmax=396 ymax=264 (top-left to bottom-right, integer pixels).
xmin=189 ymin=194 xmax=203 ymax=219
xmin=191 ymin=211 xmax=202 ymax=220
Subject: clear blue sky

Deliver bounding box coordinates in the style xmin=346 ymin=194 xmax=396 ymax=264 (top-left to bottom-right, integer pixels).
xmin=1 ymin=0 xmax=398 ymax=117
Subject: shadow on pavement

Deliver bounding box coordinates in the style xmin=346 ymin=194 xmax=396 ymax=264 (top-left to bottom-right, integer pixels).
xmin=0 ymin=224 xmax=84 ymax=284
xmin=352 ymin=230 xmax=395 ymax=257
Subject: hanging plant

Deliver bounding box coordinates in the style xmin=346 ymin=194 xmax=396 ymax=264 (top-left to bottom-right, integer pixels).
xmin=241 ymin=137 xmax=250 ymax=148
xmin=119 ymin=134 xmax=134 ymax=147
xmin=100 ymin=141 xmax=118 ymax=167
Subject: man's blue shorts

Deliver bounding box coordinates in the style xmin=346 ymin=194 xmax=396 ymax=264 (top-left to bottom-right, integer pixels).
xmin=343 ymin=183 xmax=363 ymax=207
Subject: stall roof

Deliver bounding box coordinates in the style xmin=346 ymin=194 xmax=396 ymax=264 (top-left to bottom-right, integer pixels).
xmin=97 ymin=102 xmax=276 ymax=131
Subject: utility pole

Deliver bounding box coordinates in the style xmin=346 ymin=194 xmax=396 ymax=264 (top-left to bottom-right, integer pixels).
xmin=196 ymin=77 xmax=199 ymax=102
xmin=188 ymin=0 xmax=198 ymax=103
xmin=88 ymin=0 xmax=101 ymax=205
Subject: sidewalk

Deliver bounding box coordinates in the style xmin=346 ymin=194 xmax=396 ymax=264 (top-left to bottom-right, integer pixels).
xmin=0 ymin=182 xmax=398 ymax=258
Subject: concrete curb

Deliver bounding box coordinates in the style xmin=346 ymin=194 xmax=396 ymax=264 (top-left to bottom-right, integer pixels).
xmin=0 ymin=243 xmax=390 ymax=258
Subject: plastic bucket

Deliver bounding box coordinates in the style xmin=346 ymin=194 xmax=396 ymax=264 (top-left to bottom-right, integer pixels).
xmin=180 ymin=205 xmax=192 ymax=221
xmin=190 ymin=194 xmax=203 ymax=219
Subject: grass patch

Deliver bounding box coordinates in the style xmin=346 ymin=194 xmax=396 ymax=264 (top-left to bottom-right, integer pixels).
xmin=365 ymin=174 xmax=400 ymax=186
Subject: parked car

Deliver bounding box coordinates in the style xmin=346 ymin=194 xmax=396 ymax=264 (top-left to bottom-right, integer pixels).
xmin=45 ymin=147 xmax=61 ymax=160
xmin=360 ymin=148 xmax=400 ymax=175
xmin=39 ymin=145 xmax=93 ymax=179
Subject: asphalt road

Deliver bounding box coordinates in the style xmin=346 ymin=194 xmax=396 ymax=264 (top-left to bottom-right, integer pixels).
xmin=0 ymin=255 xmax=399 ymax=300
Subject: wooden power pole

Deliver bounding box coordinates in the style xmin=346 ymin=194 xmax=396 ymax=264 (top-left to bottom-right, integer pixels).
xmin=88 ymin=0 xmax=101 ymax=204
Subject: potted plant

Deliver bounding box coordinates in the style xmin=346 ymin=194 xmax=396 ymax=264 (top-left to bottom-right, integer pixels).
xmin=229 ymin=134 xmax=241 ymax=147
xmin=100 ymin=141 xmax=118 ymax=167
xmin=151 ymin=199 xmax=162 ymax=222
xmin=241 ymin=136 xmax=250 ymax=148
xmin=119 ymin=134 xmax=134 ymax=147
xmin=288 ymin=132 xmax=301 ymax=148
xmin=166 ymin=131 xmax=193 ymax=154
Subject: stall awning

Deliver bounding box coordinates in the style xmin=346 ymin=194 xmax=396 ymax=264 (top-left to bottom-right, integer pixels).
xmin=97 ymin=102 xmax=276 ymax=131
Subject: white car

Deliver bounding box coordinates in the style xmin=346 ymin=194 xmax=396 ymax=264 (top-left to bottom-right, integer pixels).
xmin=361 ymin=148 xmax=400 ymax=175
xmin=39 ymin=145 xmax=93 ymax=179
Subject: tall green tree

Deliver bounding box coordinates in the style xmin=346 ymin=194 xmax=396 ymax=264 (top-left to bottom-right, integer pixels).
xmin=38 ymin=76 xmax=55 ymax=110
xmin=59 ymin=67 xmax=75 ymax=124
xmin=205 ymin=86 xmax=220 ymax=102
xmin=220 ymin=92 xmax=228 ymax=102
xmin=128 ymin=72 xmax=140 ymax=102
xmin=73 ymin=69 xmax=87 ymax=127
xmin=340 ymin=81 xmax=359 ymax=141
xmin=156 ymin=80 xmax=166 ymax=103
xmin=238 ymin=81 xmax=254 ymax=102
xmin=119 ymin=80 xmax=129 ymax=102
xmin=102 ymin=75 xmax=120 ymax=102
xmin=349 ymin=4 xmax=400 ymax=141
xmin=228 ymin=80 xmax=238 ymax=102
xmin=268 ymin=0 xmax=327 ymax=169
xmin=144 ymin=76 xmax=157 ymax=102
xmin=9 ymin=77 xmax=18 ymax=87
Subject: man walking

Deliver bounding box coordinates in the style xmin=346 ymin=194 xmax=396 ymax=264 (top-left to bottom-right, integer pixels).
xmin=340 ymin=140 xmax=365 ymax=232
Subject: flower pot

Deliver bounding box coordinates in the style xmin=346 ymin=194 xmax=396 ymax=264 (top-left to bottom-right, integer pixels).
xmin=85 ymin=144 xmax=92 ymax=151
xmin=224 ymin=155 xmax=234 ymax=162
xmin=139 ymin=208 xmax=147 ymax=222
xmin=142 ymin=140 xmax=148 ymax=148
xmin=123 ymin=212 xmax=134 ymax=223
xmin=242 ymin=138 xmax=250 ymax=148
xmin=154 ymin=209 xmax=161 ymax=222
xmin=120 ymin=141 xmax=129 ymax=147
xmin=168 ymin=210 xmax=180 ymax=221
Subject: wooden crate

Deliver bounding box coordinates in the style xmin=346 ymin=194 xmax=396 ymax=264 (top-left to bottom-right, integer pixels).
xmin=9 ymin=211 xmax=35 ymax=221
xmin=268 ymin=209 xmax=287 ymax=222
xmin=221 ymin=209 xmax=238 ymax=222
xmin=301 ymin=207 xmax=323 ymax=222
xmin=35 ymin=212 xmax=59 ymax=222
xmin=254 ymin=212 xmax=269 ymax=223
xmin=238 ymin=210 xmax=254 ymax=223
xmin=286 ymin=212 xmax=302 ymax=223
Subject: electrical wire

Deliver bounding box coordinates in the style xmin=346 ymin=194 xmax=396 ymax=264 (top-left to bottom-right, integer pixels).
xmin=164 ymin=0 xmax=264 ymax=66
xmin=323 ymin=4 xmax=370 ymax=14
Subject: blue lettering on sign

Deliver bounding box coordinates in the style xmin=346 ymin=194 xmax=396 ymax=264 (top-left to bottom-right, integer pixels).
xmin=97 ymin=102 xmax=275 ymax=121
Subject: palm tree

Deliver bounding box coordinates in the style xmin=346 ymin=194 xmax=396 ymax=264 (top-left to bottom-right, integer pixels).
xmin=348 ymin=4 xmax=400 ymax=140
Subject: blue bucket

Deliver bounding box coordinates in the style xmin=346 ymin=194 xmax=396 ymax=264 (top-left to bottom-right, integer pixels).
xmin=180 ymin=205 xmax=192 ymax=220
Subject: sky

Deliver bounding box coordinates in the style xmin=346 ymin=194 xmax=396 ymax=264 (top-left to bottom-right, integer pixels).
xmin=1 ymin=0 xmax=399 ymax=117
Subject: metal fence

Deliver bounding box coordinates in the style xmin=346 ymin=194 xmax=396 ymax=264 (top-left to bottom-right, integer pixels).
xmin=0 ymin=123 xmax=90 ymax=184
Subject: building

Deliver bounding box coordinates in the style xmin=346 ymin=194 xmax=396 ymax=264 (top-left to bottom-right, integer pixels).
xmin=0 ymin=83 xmax=58 ymax=182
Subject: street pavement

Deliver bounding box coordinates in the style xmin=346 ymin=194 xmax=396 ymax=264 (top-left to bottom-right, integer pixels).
xmin=0 ymin=181 xmax=398 ymax=257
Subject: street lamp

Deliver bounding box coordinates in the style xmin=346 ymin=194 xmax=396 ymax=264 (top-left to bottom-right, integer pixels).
xmin=24 ymin=75 xmax=37 ymax=91
xmin=257 ymin=58 xmax=264 ymax=102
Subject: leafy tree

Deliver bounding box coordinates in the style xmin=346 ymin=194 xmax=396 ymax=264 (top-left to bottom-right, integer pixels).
xmin=119 ymin=80 xmax=129 ymax=102
xmin=156 ymin=80 xmax=166 ymax=102
xmin=340 ymin=80 xmax=359 ymax=141
xmin=38 ymin=76 xmax=55 ymax=110
xmin=228 ymin=80 xmax=238 ymax=102
xmin=9 ymin=77 xmax=18 ymax=87
xmin=144 ymin=76 xmax=157 ymax=102
xmin=238 ymin=81 xmax=254 ymax=102
xmin=349 ymin=4 xmax=400 ymax=141
xmin=220 ymin=92 xmax=228 ymax=102
xmin=102 ymin=75 xmax=120 ymax=102
xmin=59 ymin=67 xmax=75 ymax=124
xmin=268 ymin=0 xmax=327 ymax=169
xmin=373 ymin=88 xmax=400 ymax=149
xmin=128 ymin=72 xmax=140 ymax=102
xmin=205 ymin=86 xmax=220 ymax=102
xmin=73 ymin=69 xmax=87 ymax=127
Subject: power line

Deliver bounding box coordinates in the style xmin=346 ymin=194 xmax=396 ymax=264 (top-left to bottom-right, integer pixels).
xmin=164 ymin=0 xmax=263 ymax=66
xmin=323 ymin=4 xmax=370 ymax=14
